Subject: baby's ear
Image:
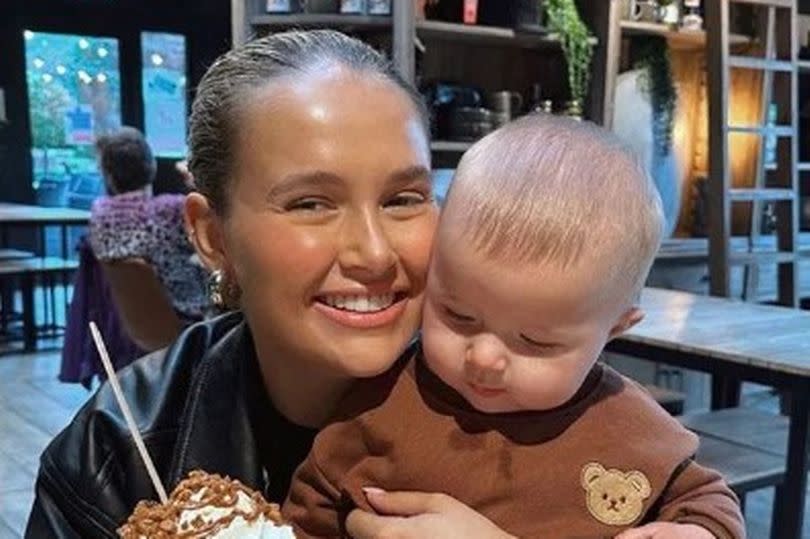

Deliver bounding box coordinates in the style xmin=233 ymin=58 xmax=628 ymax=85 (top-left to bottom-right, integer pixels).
xmin=608 ymin=307 xmax=644 ymax=340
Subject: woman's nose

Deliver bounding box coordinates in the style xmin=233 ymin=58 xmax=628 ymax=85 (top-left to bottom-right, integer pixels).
xmin=338 ymin=209 xmax=397 ymax=280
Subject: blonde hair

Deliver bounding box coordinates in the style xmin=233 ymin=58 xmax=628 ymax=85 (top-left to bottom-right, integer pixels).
xmin=442 ymin=113 xmax=664 ymax=301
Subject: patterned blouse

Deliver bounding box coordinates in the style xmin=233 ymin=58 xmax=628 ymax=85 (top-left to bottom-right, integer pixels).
xmin=89 ymin=191 xmax=209 ymax=321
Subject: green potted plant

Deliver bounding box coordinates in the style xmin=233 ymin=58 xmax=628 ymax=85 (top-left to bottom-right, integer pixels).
xmin=635 ymin=36 xmax=677 ymax=156
xmin=544 ymin=0 xmax=594 ymax=113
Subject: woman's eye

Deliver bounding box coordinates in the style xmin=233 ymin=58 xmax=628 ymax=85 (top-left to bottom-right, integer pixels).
xmin=444 ymin=306 xmax=476 ymax=324
xmin=286 ymin=198 xmax=332 ymax=212
xmin=519 ymin=334 xmax=557 ymax=351
xmin=384 ymin=190 xmax=430 ymax=208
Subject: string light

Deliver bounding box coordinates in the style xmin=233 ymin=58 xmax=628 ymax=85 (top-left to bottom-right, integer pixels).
xmin=33 ymin=58 xmax=44 ymax=69
xmin=24 ymin=30 xmax=34 ymax=40
xmin=78 ymin=38 xmax=90 ymax=50
xmin=56 ymin=65 xmax=66 ymax=75
xmin=150 ymin=53 xmax=164 ymax=66
xmin=42 ymin=73 xmax=53 ymax=83
xmin=96 ymin=73 xmax=107 ymax=83
xmin=97 ymin=47 xmax=108 ymax=58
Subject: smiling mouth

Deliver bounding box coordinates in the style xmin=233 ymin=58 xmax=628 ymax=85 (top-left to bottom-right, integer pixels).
xmin=318 ymin=292 xmax=406 ymax=313
xmin=313 ymin=292 xmax=409 ymax=329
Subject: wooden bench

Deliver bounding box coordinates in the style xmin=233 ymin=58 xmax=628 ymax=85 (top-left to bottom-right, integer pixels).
xmin=681 ymin=408 xmax=788 ymax=516
xmin=0 ymin=257 xmax=79 ymax=351
xmin=0 ymin=249 xmax=35 ymax=261
xmin=680 ymin=408 xmax=789 ymax=458
xmin=694 ymin=434 xmax=785 ymax=506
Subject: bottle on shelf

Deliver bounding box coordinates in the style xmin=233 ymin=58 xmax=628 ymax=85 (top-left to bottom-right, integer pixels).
xmin=527 ymin=83 xmax=553 ymax=114
xmin=681 ymin=0 xmax=703 ymax=31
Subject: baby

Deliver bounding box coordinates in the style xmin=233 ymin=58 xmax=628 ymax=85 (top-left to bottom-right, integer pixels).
xmin=283 ymin=115 xmax=745 ymax=539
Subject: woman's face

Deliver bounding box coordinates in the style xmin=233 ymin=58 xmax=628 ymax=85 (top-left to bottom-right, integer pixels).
xmin=222 ymin=69 xmax=437 ymax=379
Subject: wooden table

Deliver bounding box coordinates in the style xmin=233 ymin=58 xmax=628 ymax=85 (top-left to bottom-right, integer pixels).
xmin=607 ymin=287 xmax=810 ymax=539
xmin=0 ymin=202 xmax=90 ymax=257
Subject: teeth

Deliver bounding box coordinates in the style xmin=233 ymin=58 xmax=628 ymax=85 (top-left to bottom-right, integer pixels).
xmin=322 ymin=293 xmax=396 ymax=312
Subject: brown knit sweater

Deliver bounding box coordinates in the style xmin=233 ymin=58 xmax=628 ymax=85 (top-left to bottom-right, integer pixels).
xmin=283 ymin=354 xmax=745 ymax=539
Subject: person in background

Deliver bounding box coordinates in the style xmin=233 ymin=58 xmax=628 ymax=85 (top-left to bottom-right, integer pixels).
xmin=89 ymin=127 xmax=209 ymax=323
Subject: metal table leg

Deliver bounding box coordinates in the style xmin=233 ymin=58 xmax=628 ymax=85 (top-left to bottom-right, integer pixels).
xmin=711 ymin=374 xmax=742 ymax=410
xmin=21 ymin=273 xmax=36 ymax=352
xmin=772 ymin=384 xmax=810 ymax=539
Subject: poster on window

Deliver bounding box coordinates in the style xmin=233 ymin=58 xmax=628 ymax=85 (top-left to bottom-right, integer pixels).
xmin=63 ymin=104 xmax=94 ymax=145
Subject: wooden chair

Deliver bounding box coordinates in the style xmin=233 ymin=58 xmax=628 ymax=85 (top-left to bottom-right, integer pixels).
xmin=100 ymin=258 xmax=182 ymax=351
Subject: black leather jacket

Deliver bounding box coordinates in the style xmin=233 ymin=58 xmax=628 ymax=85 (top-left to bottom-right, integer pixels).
xmin=25 ymin=312 xmax=290 ymax=538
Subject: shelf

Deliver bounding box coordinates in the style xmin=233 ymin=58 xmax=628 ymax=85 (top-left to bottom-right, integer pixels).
xmin=250 ymin=13 xmax=391 ymax=30
xmin=431 ymin=140 xmax=474 ymax=153
xmin=249 ymin=16 xmax=599 ymax=49
xmin=729 ymin=188 xmax=796 ymax=202
xmin=416 ymin=20 xmax=597 ymax=49
xmin=728 ymin=55 xmax=793 ymax=72
xmin=620 ymin=21 xmax=751 ymax=50
xmin=726 ymin=124 xmax=795 ymax=136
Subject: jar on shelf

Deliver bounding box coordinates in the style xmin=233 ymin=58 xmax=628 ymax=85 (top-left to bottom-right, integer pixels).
xmin=340 ymin=0 xmax=367 ymax=14
xmin=367 ymin=0 xmax=391 ymax=15
xmin=267 ymin=0 xmax=303 ymax=13
xmin=563 ymin=100 xmax=583 ymax=121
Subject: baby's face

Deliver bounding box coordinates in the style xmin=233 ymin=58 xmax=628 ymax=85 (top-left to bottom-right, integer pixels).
xmin=421 ymin=231 xmax=641 ymax=414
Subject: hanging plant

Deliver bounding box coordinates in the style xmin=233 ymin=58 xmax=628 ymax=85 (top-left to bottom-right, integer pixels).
xmin=634 ymin=36 xmax=677 ymax=157
xmin=544 ymin=0 xmax=594 ymax=108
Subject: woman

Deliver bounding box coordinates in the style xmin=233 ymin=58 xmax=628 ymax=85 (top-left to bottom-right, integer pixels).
xmin=26 ymin=30 xmax=513 ymax=538
xmin=90 ymin=126 xmax=209 ymax=322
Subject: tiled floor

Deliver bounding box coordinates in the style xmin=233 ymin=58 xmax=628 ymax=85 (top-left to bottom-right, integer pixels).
xmin=0 ymin=351 xmax=808 ymax=538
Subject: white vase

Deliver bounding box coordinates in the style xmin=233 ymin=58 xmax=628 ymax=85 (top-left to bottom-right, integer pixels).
xmin=612 ymin=69 xmax=682 ymax=237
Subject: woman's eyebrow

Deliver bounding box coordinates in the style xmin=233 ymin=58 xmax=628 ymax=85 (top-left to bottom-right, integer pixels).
xmin=389 ymin=165 xmax=432 ymax=185
xmin=267 ymin=171 xmax=343 ymax=198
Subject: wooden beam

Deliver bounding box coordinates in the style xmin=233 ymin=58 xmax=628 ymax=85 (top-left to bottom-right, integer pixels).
xmin=393 ymin=0 xmax=415 ymax=84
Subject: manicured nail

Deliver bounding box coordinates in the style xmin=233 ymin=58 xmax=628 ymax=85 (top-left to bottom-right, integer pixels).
xmin=362 ymin=487 xmax=386 ymax=497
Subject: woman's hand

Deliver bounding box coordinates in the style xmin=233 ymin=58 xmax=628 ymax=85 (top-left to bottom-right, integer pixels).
xmin=345 ymin=488 xmax=517 ymax=539
xmin=614 ymin=522 xmax=715 ymax=539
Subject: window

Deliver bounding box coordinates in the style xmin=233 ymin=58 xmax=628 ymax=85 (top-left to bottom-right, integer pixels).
xmin=141 ymin=32 xmax=187 ymax=158
xmin=24 ymin=30 xmax=121 ymax=208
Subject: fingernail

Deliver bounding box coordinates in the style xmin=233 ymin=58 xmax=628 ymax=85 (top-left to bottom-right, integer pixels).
xmin=362 ymin=487 xmax=386 ymax=497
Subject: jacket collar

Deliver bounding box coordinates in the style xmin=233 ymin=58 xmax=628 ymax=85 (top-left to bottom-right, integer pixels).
xmin=167 ymin=312 xmax=266 ymax=490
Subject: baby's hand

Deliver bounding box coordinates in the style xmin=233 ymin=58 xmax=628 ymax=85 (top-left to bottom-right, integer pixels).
xmin=614 ymin=522 xmax=715 ymax=539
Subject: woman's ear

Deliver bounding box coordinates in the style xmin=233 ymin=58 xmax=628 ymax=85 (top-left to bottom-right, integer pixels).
xmin=608 ymin=307 xmax=645 ymax=340
xmin=185 ymin=192 xmax=227 ymax=271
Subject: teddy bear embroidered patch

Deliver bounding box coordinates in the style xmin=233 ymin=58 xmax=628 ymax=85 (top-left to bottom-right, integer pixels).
xmin=580 ymin=462 xmax=652 ymax=526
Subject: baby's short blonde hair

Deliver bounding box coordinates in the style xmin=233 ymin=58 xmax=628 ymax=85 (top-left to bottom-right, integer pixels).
xmin=442 ymin=113 xmax=664 ymax=302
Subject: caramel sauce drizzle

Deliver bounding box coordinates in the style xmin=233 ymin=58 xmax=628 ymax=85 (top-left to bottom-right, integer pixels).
xmin=118 ymin=470 xmax=287 ymax=538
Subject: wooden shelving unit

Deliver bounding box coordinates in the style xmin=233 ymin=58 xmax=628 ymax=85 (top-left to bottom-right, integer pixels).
xmin=619 ymin=20 xmax=752 ymax=50
xmin=430 ymin=140 xmax=474 ymax=153
xmin=249 ymin=13 xmax=392 ymax=30
xmin=234 ymin=2 xmax=612 ymax=167
xmin=416 ymin=20 xmax=597 ymax=49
